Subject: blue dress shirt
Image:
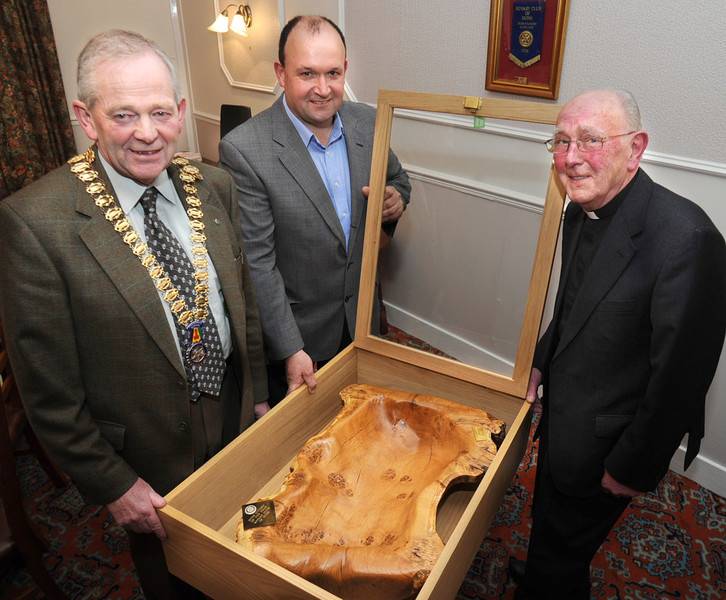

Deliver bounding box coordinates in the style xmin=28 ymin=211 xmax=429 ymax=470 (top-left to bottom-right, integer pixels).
xmin=283 ymin=95 xmax=353 ymax=248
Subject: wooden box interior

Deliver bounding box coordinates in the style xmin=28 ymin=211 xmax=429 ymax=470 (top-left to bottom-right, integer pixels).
xmin=161 ymin=347 xmax=531 ymax=599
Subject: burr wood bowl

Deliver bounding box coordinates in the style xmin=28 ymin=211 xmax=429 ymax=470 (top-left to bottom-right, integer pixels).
xmin=236 ymin=384 xmax=506 ymax=599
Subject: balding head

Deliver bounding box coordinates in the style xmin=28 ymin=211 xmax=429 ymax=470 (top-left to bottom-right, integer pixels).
xmin=552 ymin=89 xmax=649 ymax=211
xmin=560 ymin=90 xmax=642 ymax=132
xmin=278 ymin=15 xmax=346 ymax=66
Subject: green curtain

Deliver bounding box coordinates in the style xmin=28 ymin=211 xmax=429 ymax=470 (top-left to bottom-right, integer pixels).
xmin=0 ymin=0 xmax=76 ymax=201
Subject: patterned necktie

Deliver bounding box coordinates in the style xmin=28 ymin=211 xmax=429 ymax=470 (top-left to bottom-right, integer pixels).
xmin=139 ymin=187 xmax=226 ymax=399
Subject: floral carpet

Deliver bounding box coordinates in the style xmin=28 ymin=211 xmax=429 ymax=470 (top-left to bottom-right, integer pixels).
xmin=2 ymin=415 xmax=724 ymax=599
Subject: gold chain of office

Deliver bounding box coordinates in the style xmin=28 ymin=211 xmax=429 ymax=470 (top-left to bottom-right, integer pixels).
xmin=67 ymin=147 xmax=211 ymax=329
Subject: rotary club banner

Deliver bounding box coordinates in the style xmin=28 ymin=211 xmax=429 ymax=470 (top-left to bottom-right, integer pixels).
xmin=509 ymin=0 xmax=545 ymax=68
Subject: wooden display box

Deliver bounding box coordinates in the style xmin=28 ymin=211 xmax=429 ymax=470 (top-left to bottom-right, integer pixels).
xmin=159 ymin=91 xmax=565 ymax=599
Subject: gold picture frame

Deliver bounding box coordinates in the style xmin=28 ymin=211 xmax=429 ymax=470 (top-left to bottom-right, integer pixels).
xmin=485 ymin=0 xmax=570 ymax=99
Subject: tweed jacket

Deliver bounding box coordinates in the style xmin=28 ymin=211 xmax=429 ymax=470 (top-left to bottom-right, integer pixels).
xmin=0 ymin=156 xmax=267 ymax=504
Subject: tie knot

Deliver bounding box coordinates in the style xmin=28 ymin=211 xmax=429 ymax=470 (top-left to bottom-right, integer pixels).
xmin=139 ymin=187 xmax=158 ymax=215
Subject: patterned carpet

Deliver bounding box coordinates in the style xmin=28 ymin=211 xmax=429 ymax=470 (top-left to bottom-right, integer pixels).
xmin=2 ymin=413 xmax=724 ymax=599
xmin=457 ymin=429 xmax=726 ymax=600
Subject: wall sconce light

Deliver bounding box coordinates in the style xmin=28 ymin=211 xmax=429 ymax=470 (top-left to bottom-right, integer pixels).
xmin=208 ymin=4 xmax=253 ymax=37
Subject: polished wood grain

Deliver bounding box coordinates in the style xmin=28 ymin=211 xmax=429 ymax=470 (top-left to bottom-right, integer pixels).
xmin=161 ymin=351 xmax=528 ymax=599
xmin=162 ymin=505 xmax=336 ymax=600
xmin=236 ymin=384 xmax=505 ymax=599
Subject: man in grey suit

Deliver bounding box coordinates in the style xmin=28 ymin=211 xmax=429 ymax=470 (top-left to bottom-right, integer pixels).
xmin=509 ymin=90 xmax=726 ymax=599
xmin=0 ymin=30 xmax=268 ymax=599
xmin=220 ymin=16 xmax=411 ymax=404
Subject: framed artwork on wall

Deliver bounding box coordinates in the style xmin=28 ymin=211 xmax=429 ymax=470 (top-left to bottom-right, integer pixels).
xmin=485 ymin=0 xmax=570 ymax=99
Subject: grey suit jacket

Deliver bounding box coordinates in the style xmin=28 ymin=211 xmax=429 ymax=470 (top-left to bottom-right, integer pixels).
xmin=219 ymin=97 xmax=410 ymax=362
xmin=0 ymin=156 xmax=267 ymax=505
xmin=535 ymin=169 xmax=726 ymax=496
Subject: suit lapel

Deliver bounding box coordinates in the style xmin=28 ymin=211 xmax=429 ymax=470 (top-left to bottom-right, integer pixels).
xmin=271 ymin=98 xmax=347 ymax=249
xmin=554 ymin=221 xmax=635 ymax=357
xmin=77 ymin=159 xmax=185 ymax=376
xmin=554 ymin=172 xmax=650 ymax=359
xmin=341 ymin=105 xmax=369 ymax=254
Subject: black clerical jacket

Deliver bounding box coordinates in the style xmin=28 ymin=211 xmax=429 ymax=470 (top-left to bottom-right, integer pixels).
xmin=534 ymin=169 xmax=726 ymax=497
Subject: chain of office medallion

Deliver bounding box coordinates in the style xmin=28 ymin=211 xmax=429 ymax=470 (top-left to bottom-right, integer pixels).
xmin=67 ymin=147 xmax=211 ymax=328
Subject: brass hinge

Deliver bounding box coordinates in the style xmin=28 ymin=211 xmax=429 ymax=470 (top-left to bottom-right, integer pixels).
xmin=463 ymin=96 xmax=482 ymax=111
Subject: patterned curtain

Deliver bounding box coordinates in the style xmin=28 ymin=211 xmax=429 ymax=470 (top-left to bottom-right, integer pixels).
xmin=0 ymin=0 xmax=76 ymax=201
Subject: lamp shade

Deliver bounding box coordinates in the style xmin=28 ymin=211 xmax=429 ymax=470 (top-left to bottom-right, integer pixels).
xmin=207 ymin=13 xmax=229 ymax=33
xmin=230 ymin=11 xmax=249 ymax=36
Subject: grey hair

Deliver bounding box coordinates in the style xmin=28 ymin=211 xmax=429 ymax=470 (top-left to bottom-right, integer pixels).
xmin=77 ymin=30 xmax=180 ymax=106
xmin=612 ymin=89 xmax=642 ymax=131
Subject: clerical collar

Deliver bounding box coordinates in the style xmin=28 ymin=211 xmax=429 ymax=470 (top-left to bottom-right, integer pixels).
xmin=583 ymin=169 xmax=640 ymax=220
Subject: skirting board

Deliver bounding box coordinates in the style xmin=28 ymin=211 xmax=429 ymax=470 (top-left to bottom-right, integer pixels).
xmin=384 ymin=301 xmax=514 ymax=376
xmin=670 ymin=446 xmax=726 ymax=498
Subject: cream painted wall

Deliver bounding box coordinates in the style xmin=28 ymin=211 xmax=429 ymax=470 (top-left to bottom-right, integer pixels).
xmin=47 ymin=0 xmax=194 ymax=154
xmin=345 ymin=0 xmax=726 ymax=163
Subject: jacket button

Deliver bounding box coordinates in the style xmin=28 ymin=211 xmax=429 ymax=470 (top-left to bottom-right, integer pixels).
xmin=178 ymin=421 xmax=189 ymax=432
xmin=344 ymin=294 xmax=352 ymax=302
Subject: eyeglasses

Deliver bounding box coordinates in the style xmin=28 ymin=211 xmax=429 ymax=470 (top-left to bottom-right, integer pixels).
xmin=544 ymin=131 xmax=637 ymax=154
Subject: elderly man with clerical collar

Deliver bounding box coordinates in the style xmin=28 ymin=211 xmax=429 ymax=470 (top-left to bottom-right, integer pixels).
xmin=0 ymin=29 xmax=268 ymax=599
xmin=508 ymin=89 xmax=726 ymax=599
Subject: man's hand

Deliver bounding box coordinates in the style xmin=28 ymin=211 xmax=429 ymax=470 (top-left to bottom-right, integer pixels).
xmin=285 ymin=349 xmax=317 ymax=395
xmin=526 ymin=367 xmax=543 ymax=415
xmin=107 ymin=477 xmax=167 ymax=540
xmin=601 ymin=469 xmax=643 ymax=498
xmin=254 ymin=401 xmax=271 ymax=418
xmin=362 ymin=185 xmax=405 ymax=223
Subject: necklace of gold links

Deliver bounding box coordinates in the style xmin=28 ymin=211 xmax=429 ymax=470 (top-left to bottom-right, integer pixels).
xmin=67 ymin=147 xmax=210 ymax=330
